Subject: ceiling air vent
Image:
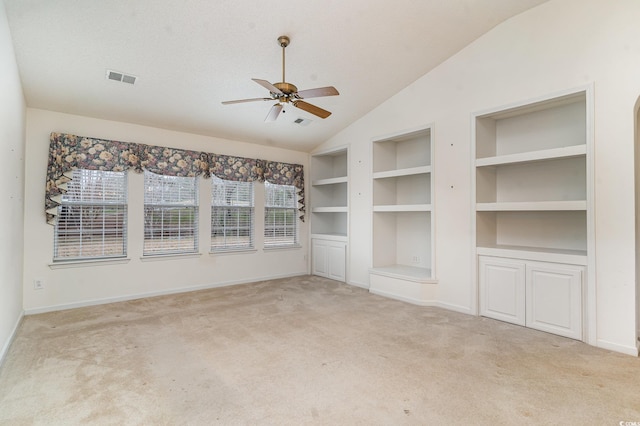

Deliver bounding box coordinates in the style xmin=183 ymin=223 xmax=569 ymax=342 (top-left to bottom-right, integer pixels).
xmin=294 ymin=117 xmax=312 ymax=126
xmin=106 ymin=69 xmax=137 ymax=85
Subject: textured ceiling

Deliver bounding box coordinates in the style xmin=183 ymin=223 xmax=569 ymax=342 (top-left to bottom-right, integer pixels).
xmin=4 ymin=0 xmax=549 ymax=152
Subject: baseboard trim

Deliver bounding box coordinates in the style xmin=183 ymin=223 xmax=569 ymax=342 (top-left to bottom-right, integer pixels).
xmin=346 ymin=280 xmax=369 ymax=290
xmin=436 ymin=301 xmax=473 ymax=315
xmin=24 ymin=272 xmax=307 ymax=315
xmin=0 ymin=311 xmax=24 ymax=369
xmin=369 ymin=288 xmax=437 ymax=307
xmin=596 ymin=338 xmax=639 ymax=357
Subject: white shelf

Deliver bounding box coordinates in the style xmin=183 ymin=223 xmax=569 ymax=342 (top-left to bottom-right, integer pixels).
xmin=476 ymin=144 xmax=586 ymax=167
xmin=312 ymin=176 xmax=348 ymax=186
xmin=369 ymin=265 xmax=435 ymax=283
xmin=310 ymin=147 xmax=349 ymax=237
xmin=373 ymin=165 xmax=431 ymax=180
xmin=371 ymin=125 xmax=435 ymax=302
xmin=373 ymin=204 xmax=432 ymax=212
xmin=311 ymin=206 xmax=348 ymax=213
xmin=311 ymin=233 xmax=347 ymax=242
xmin=476 ymin=200 xmax=586 ymax=211
xmin=474 ymin=88 xmax=592 ymax=343
xmin=477 ymin=245 xmax=587 ymax=266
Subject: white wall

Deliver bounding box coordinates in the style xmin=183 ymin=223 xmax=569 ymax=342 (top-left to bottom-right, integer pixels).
xmin=23 ymin=108 xmax=309 ymax=312
xmin=317 ymin=0 xmax=640 ymax=355
xmin=0 ymin=0 xmax=26 ymax=362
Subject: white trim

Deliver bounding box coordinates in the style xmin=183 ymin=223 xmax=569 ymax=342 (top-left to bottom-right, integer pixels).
xmin=371 ymin=123 xmax=434 ymax=144
xmin=0 ymin=311 xmax=24 ymax=368
xmin=475 ymin=144 xmax=586 ymax=167
xmin=49 ymin=257 xmax=131 ymax=269
xmin=209 ymin=248 xmax=258 ymax=256
xmin=24 ymin=272 xmax=307 ymax=316
xmin=140 ymin=252 xmax=202 ymax=262
xmin=310 ymin=144 xmax=350 ymax=157
xmin=596 ymin=339 xmax=639 ymax=357
xmin=311 ymin=234 xmax=348 ymax=243
xmin=263 ymin=244 xmax=302 ymax=251
xmin=347 ymin=280 xmax=370 ymax=289
xmin=436 ymin=301 xmax=473 ymax=315
xmin=369 ymin=288 xmax=437 ymax=307
xmin=312 ymin=177 xmax=348 ymax=186
xmin=372 ymin=165 xmax=432 ymax=179
xmin=476 ymin=246 xmax=587 ymax=265
xmin=369 ymin=265 xmax=436 ymax=283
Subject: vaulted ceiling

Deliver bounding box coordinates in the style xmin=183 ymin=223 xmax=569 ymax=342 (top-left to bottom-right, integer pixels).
xmin=4 ymin=0 xmax=549 ymax=152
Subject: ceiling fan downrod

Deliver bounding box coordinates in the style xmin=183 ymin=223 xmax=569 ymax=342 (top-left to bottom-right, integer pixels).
xmin=278 ymin=35 xmax=289 ymax=84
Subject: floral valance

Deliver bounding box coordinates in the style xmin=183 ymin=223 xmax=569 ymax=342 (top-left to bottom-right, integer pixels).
xmin=46 ymin=132 xmax=305 ymax=224
xmin=141 ymin=145 xmax=209 ymax=177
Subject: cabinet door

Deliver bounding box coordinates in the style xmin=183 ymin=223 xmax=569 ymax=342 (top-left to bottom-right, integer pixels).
xmin=327 ymin=241 xmax=346 ymax=282
xmin=312 ymin=239 xmax=329 ymax=278
xmin=526 ymin=262 xmax=583 ymax=340
xmin=479 ymin=256 xmax=526 ymax=326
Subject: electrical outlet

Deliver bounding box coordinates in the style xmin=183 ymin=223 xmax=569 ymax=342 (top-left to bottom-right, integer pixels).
xmin=34 ymin=279 xmax=44 ymax=290
xmin=411 ymin=256 xmax=420 ymax=264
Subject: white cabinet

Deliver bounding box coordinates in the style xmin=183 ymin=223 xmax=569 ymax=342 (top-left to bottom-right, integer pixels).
xmin=310 ymin=147 xmax=348 ymax=282
xmin=479 ymin=256 xmax=584 ymax=340
xmin=369 ymin=125 xmax=437 ymax=305
xmin=526 ymin=261 xmax=583 ymax=339
xmin=479 ymin=256 xmax=526 ymax=326
xmin=312 ymin=238 xmax=346 ymax=282
xmin=473 ymin=87 xmax=593 ymax=342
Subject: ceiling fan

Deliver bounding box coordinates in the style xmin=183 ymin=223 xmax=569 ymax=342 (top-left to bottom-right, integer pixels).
xmin=222 ymin=35 xmax=339 ymax=122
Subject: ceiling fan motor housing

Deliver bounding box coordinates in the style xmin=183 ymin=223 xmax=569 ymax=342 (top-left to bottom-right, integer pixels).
xmin=273 ymin=82 xmax=298 ymax=101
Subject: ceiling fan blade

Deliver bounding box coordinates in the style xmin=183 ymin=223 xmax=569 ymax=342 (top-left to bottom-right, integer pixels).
xmin=221 ymin=97 xmax=272 ymax=105
xmin=252 ymin=78 xmax=284 ymax=95
xmin=265 ymin=104 xmax=284 ymax=122
xmin=295 ymin=86 xmax=339 ymax=99
xmin=293 ymin=100 xmax=331 ymax=119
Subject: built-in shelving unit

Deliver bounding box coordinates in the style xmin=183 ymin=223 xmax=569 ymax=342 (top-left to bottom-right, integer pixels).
xmin=473 ymin=87 xmax=593 ymax=341
xmin=310 ymin=147 xmax=348 ymax=282
xmin=310 ymin=147 xmax=349 ymax=239
xmin=369 ymin=125 xmax=436 ymax=305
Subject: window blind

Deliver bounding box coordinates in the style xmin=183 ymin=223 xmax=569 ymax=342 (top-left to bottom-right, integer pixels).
xmin=143 ymin=171 xmax=198 ymax=255
xmin=264 ymin=181 xmax=297 ymax=247
xmin=54 ymin=169 xmax=127 ymax=260
xmin=211 ymin=177 xmax=254 ymax=251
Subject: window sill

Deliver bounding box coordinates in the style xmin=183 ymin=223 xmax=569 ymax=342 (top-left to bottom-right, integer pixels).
xmin=210 ymin=248 xmax=258 ymax=256
xmin=140 ymin=252 xmax=202 ymax=262
xmin=49 ymin=257 xmax=131 ymax=269
xmin=263 ymin=244 xmax=302 ymax=252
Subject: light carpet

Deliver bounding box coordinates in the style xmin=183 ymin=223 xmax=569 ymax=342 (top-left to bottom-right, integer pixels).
xmin=1 ymin=275 xmax=639 ymax=425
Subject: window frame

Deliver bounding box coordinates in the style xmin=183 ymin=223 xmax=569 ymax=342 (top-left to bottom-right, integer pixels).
xmin=53 ymin=169 xmax=128 ymax=261
xmin=211 ymin=176 xmax=255 ymax=252
xmin=143 ymin=170 xmax=199 ymax=256
xmin=263 ymin=181 xmax=299 ymax=248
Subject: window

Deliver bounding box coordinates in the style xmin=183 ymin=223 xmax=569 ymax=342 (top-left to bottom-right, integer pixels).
xmin=54 ymin=169 xmax=127 ymax=260
xmin=264 ymin=181 xmax=298 ymax=247
xmin=144 ymin=171 xmax=198 ymax=255
xmin=211 ymin=177 xmax=254 ymax=251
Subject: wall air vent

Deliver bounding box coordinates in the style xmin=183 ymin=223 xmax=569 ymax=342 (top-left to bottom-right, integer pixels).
xmin=106 ymin=69 xmax=137 ymax=85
